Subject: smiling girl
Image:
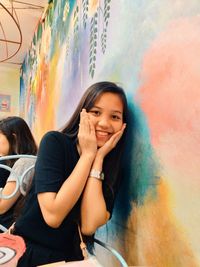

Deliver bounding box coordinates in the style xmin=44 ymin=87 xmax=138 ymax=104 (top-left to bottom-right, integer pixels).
xmin=13 ymin=81 xmax=129 ymax=267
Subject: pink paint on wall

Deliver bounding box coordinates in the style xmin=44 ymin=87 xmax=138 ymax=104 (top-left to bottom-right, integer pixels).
xmin=137 ymin=16 xmax=200 ymax=168
xmin=138 ymin=17 xmax=200 ymax=137
xmin=136 ymin=17 xmax=200 ymax=263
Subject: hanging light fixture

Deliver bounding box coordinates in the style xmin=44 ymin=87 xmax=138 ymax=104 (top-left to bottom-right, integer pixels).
xmin=0 ymin=0 xmax=22 ymax=63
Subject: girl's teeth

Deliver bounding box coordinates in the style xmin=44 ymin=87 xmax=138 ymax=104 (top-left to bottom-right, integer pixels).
xmin=97 ymin=132 xmax=108 ymax=136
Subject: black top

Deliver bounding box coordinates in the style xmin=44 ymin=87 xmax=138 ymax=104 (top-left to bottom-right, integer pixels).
xmin=0 ymin=160 xmax=10 ymax=187
xmin=0 ymin=159 xmax=14 ymax=230
xmin=14 ymin=131 xmax=115 ymax=260
xmin=0 ymin=204 xmax=17 ymax=231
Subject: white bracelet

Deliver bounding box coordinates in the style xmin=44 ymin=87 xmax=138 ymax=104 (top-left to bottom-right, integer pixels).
xmin=89 ymin=169 xmax=104 ymax=181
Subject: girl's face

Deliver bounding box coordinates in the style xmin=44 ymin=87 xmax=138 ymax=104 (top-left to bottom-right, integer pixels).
xmin=88 ymin=92 xmax=124 ymax=147
xmin=0 ymin=132 xmax=9 ymax=156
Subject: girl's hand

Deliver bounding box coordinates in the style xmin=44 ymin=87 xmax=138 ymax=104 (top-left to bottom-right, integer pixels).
xmin=97 ymin=123 xmax=126 ymax=158
xmin=78 ymin=109 xmax=97 ymax=159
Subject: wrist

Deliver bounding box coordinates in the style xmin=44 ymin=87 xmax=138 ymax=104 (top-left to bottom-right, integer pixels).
xmin=81 ymin=152 xmax=96 ymax=162
xmin=96 ymin=150 xmax=106 ymax=159
xmin=94 ymin=152 xmax=104 ymax=165
xmin=89 ymin=169 xmax=104 ymax=181
xmin=80 ymin=154 xmax=95 ymax=165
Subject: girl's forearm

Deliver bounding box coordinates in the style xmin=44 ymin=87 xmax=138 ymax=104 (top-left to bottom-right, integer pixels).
xmin=38 ymin=153 xmax=95 ymax=228
xmin=80 ymin=154 xmax=109 ymax=235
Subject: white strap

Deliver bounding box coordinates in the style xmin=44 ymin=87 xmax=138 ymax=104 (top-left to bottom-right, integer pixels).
xmin=78 ymin=224 xmax=88 ymax=259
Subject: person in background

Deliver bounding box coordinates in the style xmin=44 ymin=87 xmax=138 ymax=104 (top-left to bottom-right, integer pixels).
xmin=13 ymin=81 xmax=129 ymax=267
xmin=0 ymin=116 xmax=37 ymax=230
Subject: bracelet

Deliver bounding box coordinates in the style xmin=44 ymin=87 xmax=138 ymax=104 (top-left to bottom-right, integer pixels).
xmin=89 ymin=169 xmax=104 ymax=181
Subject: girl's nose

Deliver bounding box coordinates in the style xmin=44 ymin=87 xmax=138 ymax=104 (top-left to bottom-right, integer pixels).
xmin=97 ymin=117 xmax=110 ymax=128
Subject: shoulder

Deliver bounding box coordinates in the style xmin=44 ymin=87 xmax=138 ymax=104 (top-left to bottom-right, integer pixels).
xmin=41 ymin=130 xmax=71 ymax=143
xmin=7 ymin=157 xmax=36 ymax=182
xmin=41 ymin=131 xmax=66 ymax=142
xmin=39 ymin=131 xmax=70 ymax=149
xmin=12 ymin=157 xmax=36 ymax=170
xmin=37 ymin=131 xmax=74 ymax=162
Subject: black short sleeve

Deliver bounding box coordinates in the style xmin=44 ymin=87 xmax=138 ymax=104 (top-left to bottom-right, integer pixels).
xmin=34 ymin=131 xmax=68 ymax=193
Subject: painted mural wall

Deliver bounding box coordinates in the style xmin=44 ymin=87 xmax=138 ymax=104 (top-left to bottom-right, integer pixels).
xmin=20 ymin=1 xmax=200 ymax=266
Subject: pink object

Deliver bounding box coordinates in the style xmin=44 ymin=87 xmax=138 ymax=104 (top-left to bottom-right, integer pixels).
xmin=0 ymin=233 xmax=26 ymax=267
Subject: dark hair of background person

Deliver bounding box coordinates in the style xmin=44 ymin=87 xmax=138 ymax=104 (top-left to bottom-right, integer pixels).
xmin=0 ymin=116 xmax=37 ymax=167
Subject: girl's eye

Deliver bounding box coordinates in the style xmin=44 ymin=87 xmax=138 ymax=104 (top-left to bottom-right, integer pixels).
xmin=112 ymin=115 xmax=122 ymax=120
xmin=89 ymin=110 xmax=100 ymax=116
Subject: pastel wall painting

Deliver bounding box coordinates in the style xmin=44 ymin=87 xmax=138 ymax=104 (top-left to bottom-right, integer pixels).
xmin=20 ymin=1 xmax=200 ymax=266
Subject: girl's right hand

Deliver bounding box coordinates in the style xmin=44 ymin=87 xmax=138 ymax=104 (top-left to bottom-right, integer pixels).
xmin=78 ymin=109 xmax=97 ymax=159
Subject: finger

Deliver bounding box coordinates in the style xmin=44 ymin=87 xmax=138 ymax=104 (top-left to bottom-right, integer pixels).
xmin=80 ymin=109 xmax=90 ymax=133
xmin=83 ymin=111 xmax=91 ymax=133
xmin=107 ymin=127 xmax=125 ymax=147
xmin=79 ymin=111 xmax=88 ymax=138
xmin=111 ymin=123 xmax=126 ymax=141
xmin=78 ymin=110 xmax=84 ymax=133
xmin=79 ymin=109 xmax=86 ymax=125
xmin=114 ymin=123 xmax=126 ymax=141
xmin=122 ymin=123 xmax=127 ymax=131
xmin=88 ymin=119 xmax=96 ymax=136
xmin=111 ymin=131 xmax=123 ymax=144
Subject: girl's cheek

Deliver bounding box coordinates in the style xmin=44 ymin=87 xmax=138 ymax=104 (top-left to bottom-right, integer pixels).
xmin=116 ymin=123 xmax=123 ymax=132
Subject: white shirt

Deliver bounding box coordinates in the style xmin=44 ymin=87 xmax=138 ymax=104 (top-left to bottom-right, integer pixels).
xmin=7 ymin=157 xmax=36 ymax=195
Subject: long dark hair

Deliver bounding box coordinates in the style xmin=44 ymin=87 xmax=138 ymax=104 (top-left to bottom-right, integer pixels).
xmin=0 ymin=116 xmax=37 ymax=160
xmin=61 ymin=81 xmax=129 ymax=196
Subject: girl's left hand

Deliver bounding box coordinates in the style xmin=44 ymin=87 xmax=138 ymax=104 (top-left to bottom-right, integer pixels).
xmin=97 ymin=123 xmax=126 ymax=158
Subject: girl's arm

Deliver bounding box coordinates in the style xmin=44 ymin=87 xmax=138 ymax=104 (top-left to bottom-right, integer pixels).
xmin=38 ymin=110 xmax=97 ymax=228
xmin=80 ymin=153 xmax=109 ymax=236
xmin=38 ymin=153 xmax=95 ymax=228
xmin=80 ymin=124 xmax=126 ymax=235
xmin=0 ymin=181 xmax=20 ymax=214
